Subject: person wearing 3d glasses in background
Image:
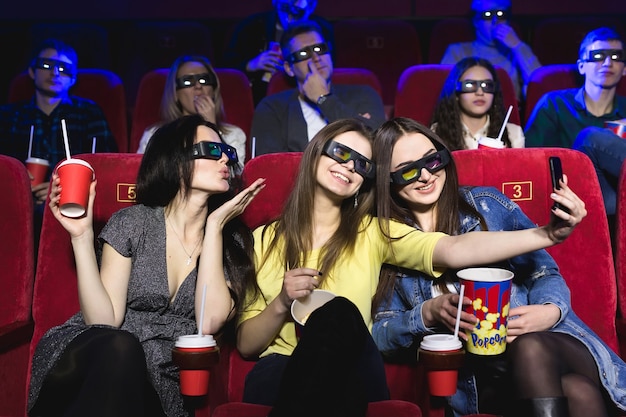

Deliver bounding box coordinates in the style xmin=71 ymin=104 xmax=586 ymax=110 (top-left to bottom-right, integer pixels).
xmin=0 ymin=38 xmax=116 ymax=206
xmin=525 ymin=27 xmax=626 ymax=215
xmin=250 ymin=20 xmax=385 ymax=157
xmin=430 ymin=56 xmax=525 ymax=150
xmin=441 ymin=0 xmax=541 ymax=100
xmin=136 ymin=55 xmax=246 ymax=171
xmin=28 ymin=115 xmax=265 ymax=417
xmin=224 ymin=0 xmax=334 ymax=106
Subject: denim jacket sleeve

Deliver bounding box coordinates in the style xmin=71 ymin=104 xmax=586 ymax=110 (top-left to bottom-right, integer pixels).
xmin=373 ymin=270 xmax=443 ymax=354
xmin=464 ymin=187 xmax=571 ymax=327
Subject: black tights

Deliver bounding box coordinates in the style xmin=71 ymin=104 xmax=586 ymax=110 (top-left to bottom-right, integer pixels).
xmin=507 ymin=331 xmax=611 ymax=417
xmin=31 ymin=328 xmax=166 ymax=417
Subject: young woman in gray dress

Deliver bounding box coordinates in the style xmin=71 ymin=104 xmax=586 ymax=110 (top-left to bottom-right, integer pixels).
xmin=28 ymin=115 xmax=265 ymax=417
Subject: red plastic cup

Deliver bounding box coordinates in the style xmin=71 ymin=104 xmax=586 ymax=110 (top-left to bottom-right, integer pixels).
xmin=290 ymin=289 xmax=336 ymax=338
xmin=605 ymin=121 xmax=626 ymax=138
xmin=418 ymin=334 xmax=464 ymax=396
xmin=172 ymin=334 xmax=219 ymax=396
xmin=56 ymin=158 xmax=94 ymax=218
xmin=25 ymin=157 xmax=49 ymax=186
xmin=457 ymin=268 xmax=513 ymax=355
xmin=477 ymin=136 xmax=505 ymax=150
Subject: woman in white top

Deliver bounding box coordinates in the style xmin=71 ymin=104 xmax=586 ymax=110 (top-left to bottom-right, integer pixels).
xmin=137 ymin=55 xmax=246 ymax=170
xmin=431 ymin=57 xmax=524 ymax=150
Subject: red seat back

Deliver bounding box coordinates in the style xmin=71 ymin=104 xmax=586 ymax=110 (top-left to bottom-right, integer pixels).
xmin=427 ymin=18 xmax=475 ymax=64
xmin=394 ymin=64 xmax=520 ymax=127
xmin=333 ymin=19 xmax=422 ymax=106
xmin=531 ymin=17 xmax=626 ymax=65
xmin=453 ymin=148 xmax=619 ymax=354
xmin=0 ymin=156 xmax=34 ymax=330
xmin=8 ymin=70 xmax=129 ymax=152
xmin=615 ymin=163 xmax=626 ymax=356
xmin=129 ymin=68 xmax=253 ymax=158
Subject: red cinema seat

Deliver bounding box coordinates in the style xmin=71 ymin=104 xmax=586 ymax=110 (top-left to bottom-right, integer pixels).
xmin=0 ymin=156 xmax=35 ymax=416
xmin=531 ymin=17 xmax=626 ymax=66
xmin=453 ymin=148 xmax=619 ymax=355
xmin=129 ymin=68 xmax=253 ymax=159
xmin=615 ymin=163 xmax=626 ymax=358
xmin=333 ymin=19 xmax=422 ymax=107
xmin=8 ymin=70 xmax=129 ymax=152
xmin=394 ymin=64 xmax=520 ymax=127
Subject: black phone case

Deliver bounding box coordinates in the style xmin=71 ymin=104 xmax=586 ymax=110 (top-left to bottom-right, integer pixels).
xmin=549 ymin=156 xmax=568 ymax=212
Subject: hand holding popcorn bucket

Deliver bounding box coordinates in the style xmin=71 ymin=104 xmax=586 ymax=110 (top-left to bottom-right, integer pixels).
xmin=457 ymin=268 xmax=513 ymax=355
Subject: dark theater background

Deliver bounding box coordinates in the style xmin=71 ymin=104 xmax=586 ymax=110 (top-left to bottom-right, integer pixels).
xmin=1 ymin=0 xmax=624 ymax=113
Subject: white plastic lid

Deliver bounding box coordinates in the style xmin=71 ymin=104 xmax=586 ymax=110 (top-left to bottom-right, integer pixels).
xmin=57 ymin=158 xmax=94 ymax=171
xmin=25 ymin=157 xmax=49 ymax=165
xmin=175 ymin=334 xmax=216 ymax=348
xmin=419 ymin=334 xmax=462 ymax=351
xmin=478 ymin=136 xmax=505 ymax=148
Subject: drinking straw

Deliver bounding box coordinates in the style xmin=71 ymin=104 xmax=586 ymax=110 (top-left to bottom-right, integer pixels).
xmin=92 ymin=137 xmax=96 ymax=154
xmin=496 ymin=105 xmax=513 ymax=143
xmin=197 ymin=284 xmax=207 ymax=336
xmin=60 ymin=119 xmax=72 ymax=160
xmin=453 ymin=284 xmax=465 ymax=339
xmin=251 ymin=137 xmax=256 ymax=159
xmin=27 ymin=125 xmax=34 ymax=159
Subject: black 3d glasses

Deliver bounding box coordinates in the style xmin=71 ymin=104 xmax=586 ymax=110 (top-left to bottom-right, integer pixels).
xmin=582 ymin=49 xmax=625 ymax=63
xmin=475 ymin=9 xmax=509 ymax=21
xmin=276 ymin=2 xmax=307 ymax=19
xmin=33 ymin=57 xmax=76 ymax=77
xmin=456 ymin=79 xmax=496 ymax=94
xmin=191 ymin=141 xmax=238 ymax=165
xmin=390 ymin=149 xmax=451 ymax=185
xmin=286 ymin=43 xmax=330 ymax=64
xmin=176 ymin=73 xmax=217 ymax=90
xmin=322 ymin=140 xmax=375 ymax=179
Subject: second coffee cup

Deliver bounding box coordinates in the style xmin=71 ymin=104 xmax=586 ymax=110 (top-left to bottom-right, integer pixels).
xmin=25 ymin=157 xmax=50 ymax=186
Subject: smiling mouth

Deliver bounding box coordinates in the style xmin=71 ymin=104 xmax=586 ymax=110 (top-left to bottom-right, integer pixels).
xmin=331 ymin=171 xmax=350 ymax=183
xmin=415 ymin=182 xmax=434 ymax=191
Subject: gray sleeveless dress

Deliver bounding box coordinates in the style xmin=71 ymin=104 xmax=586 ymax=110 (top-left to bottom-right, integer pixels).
xmin=28 ymin=205 xmax=199 ymax=417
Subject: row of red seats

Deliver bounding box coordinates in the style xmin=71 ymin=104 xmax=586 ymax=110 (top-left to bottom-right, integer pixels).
xmin=2 ymin=16 xmax=624 ymax=108
xmin=11 ymin=63 xmax=626 ymax=155
xmin=1 ymin=146 xmax=623 ymax=416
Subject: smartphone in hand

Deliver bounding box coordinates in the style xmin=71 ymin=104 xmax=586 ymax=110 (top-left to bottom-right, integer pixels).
xmin=549 ymin=156 xmax=569 ymax=213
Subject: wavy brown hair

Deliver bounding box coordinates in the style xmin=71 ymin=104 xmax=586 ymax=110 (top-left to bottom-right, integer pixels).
xmin=258 ymin=119 xmax=375 ymax=286
xmin=430 ymin=57 xmax=511 ymax=150
xmin=372 ymin=117 xmax=487 ymax=313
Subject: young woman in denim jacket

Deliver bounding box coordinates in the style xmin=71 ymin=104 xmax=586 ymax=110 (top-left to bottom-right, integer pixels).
xmin=371 ymin=117 xmax=626 ymax=417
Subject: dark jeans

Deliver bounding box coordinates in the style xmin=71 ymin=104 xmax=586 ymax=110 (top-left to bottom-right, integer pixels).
xmin=30 ymin=327 xmax=166 ymax=417
xmin=243 ymin=297 xmax=389 ymax=417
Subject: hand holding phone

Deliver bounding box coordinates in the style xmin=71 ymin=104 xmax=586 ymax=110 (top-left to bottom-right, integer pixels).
xmin=549 ymin=156 xmax=569 ymax=214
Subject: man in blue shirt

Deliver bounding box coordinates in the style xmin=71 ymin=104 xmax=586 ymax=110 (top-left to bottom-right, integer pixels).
xmin=525 ymin=27 xmax=626 ymax=149
xmin=524 ymin=28 xmax=626 ymax=215
xmin=0 ymin=39 xmax=116 ymax=206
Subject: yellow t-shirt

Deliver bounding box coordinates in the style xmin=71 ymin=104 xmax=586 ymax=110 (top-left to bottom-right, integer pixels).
xmin=239 ymin=216 xmax=446 ymax=358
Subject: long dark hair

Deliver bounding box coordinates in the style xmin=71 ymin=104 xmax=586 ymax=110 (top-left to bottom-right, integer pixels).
xmin=430 ymin=57 xmax=511 ymax=150
xmin=259 ymin=119 xmax=375 ymax=286
xmin=135 ymin=115 xmax=258 ymax=328
xmin=372 ymin=117 xmax=487 ymax=312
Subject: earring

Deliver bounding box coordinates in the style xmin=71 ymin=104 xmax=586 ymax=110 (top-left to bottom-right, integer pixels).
xmin=354 ymin=190 xmax=359 ymax=208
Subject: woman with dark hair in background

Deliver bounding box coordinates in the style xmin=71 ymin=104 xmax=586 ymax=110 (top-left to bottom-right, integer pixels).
xmin=431 ymin=56 xmax=524 ymax=150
